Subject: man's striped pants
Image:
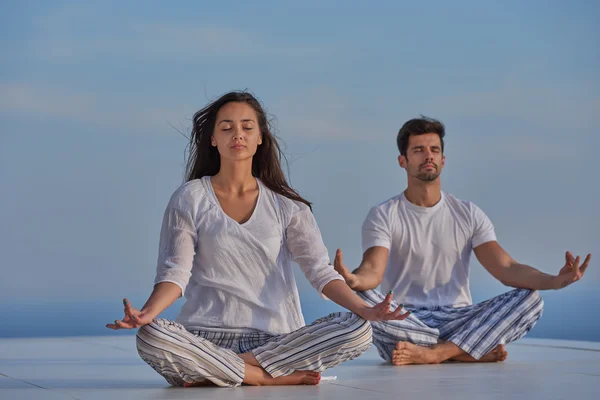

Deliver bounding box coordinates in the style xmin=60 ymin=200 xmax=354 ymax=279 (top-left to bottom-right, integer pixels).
xmin=358 ymin=288 xmax=544 ymax=362
xmin=136 ymin=312 xmax=372 ymax=387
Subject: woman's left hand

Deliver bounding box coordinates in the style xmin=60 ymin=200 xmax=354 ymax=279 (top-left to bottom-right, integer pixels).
xmin=357 ymin=291 xmax=410 ymax=322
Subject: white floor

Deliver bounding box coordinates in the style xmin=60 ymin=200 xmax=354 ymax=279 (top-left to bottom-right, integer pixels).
xmin=1 ymin=336 xmax=598 ymax=400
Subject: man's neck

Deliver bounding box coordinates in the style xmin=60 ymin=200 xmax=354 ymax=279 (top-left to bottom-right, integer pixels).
xmin=404 ymin=180 xmax=442 ymax=207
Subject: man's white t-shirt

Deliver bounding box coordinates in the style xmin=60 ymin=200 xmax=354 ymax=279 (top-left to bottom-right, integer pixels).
xmin=362 ymin=192 xmax=497 ymax=308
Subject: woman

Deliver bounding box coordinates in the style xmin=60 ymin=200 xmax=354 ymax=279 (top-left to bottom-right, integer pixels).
xmin=106 ymin=91 xmax=408 ymax=387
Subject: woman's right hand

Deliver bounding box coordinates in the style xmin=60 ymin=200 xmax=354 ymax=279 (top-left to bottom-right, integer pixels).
xmin=105 ymin=298 xmax=153 ymax=330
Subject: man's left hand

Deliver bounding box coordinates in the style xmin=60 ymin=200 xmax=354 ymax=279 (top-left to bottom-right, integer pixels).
xmin=554 ymin=251 xmax=592 ymax=289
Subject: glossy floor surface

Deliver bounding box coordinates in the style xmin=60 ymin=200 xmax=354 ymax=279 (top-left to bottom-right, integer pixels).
xmin=1 ymin=336 xmax=598 ymax=399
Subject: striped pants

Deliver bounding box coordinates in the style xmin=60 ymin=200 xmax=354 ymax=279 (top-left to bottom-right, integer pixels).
xmin=358 ymin=288 xmax=544 ymax=362
xmin=136 ymin=312 xmax=372 ymax=387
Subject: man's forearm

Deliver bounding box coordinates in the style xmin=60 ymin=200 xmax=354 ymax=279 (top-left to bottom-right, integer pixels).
xmin=501 ymin=263 xmax=557 ymax=290
xmin=350 ymin=266 xmax=383 ymax=291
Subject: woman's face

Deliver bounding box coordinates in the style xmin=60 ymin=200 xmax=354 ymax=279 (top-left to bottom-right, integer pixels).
xmin=211 ymin=102 xmax=263 ymax=162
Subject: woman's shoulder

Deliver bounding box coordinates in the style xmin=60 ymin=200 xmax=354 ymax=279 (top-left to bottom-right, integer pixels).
xmin=166 ymin=178 xmax=210 ymax=211
xmin=259 ymin=181 xmax=307 ymax=215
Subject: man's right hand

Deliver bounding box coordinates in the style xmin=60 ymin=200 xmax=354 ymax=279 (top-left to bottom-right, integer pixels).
xmin=334 ymin=249 xmax=360 ymax=290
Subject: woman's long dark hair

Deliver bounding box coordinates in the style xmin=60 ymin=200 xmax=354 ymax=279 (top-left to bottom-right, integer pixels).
xmin=185 ymin=91 xmax=312 ymax=209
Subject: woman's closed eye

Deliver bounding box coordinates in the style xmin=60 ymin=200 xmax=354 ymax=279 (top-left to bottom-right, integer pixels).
xmin=220 ymin=126 xmax=253 ymax=131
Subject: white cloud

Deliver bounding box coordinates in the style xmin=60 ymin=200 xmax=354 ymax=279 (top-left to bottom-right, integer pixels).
xmin=4 ymin=79 xmax=596 ymax=161
xmin=449 ymin=133 xmax=579 ymax=162
xmin=272 ymin=86 xmax=383 ymax=141
xmin=422 ymin=80 xmax=600 ymax=135
xmin=0 ymin=82 xmax=377 ymax=141
xmin=27 ymin=6 xmax=323 ymax=62
xmin=0 ymin=82 xmax=191 ymax=134
xmin=33 ymin=25 xmax=260 ymax=62
xmin=0 ymin=83 xmax=93 ymax=118
xmin=401 ymin=67 xmax=600 ymax=161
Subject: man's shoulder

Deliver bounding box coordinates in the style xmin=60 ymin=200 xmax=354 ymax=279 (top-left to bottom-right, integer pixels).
xmin=370 ymin=194 xmax=403 ymax=214
xmin=442 ymin=192 xmax=484 ymax=219
xmin=443 ymin=192 xmax=472 ymax=207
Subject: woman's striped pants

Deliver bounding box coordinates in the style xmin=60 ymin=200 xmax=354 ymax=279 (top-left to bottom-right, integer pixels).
xmin=136 ymin=312 xmax=372 ymax=387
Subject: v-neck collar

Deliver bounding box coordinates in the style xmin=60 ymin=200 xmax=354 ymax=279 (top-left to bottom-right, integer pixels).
xmin=203 ymin=176 xmax=262 ymax=226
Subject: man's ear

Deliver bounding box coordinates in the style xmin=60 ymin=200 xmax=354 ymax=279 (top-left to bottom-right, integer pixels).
xmin=398 ymin=154 xmax=407 ymax=169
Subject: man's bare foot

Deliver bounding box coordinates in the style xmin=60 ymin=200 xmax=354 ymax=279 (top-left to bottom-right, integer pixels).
xmin=451 ymin=344 xmax=508 ymax=363
xmin=392 ymin=342 xmax=439 ymax=365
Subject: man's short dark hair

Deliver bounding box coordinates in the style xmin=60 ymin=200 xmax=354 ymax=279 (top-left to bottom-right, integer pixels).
xmin=396 ymin=116 xmax=445 ymax=157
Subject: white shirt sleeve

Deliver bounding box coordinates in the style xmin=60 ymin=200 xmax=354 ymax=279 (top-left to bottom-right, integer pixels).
xmin=471 ymin=203 xmax=497 ymax=248
xmin=285 ymin=205 xmax=344 ymax=298
xmin=154 ymin=200 xmax=197 ymax=296
xmin=361 ymin=205 xmax=392 ymax=252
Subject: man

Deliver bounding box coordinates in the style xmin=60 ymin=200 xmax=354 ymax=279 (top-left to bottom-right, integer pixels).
xmin=334 ymin=116 xmax=592 ymax=365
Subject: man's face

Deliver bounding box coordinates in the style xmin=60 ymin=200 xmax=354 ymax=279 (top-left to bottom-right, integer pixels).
xmin=398 ymin=133 xmax=445 ymax=182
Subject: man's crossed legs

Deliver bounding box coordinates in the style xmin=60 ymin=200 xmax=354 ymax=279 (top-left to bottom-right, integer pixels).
xmin=358 ymin=288 xmax=543 ymax=365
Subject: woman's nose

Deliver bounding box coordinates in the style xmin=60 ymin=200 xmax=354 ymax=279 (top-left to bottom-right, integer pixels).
xmin=232 ymin=126 xmax=243 ymax=139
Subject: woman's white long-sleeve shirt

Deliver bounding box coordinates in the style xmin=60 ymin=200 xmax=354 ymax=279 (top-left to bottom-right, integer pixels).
xmin=154 ymin=176 xmax=344 ymax=335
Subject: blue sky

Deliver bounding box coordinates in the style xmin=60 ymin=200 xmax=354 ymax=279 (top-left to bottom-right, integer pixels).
xmin=1 ymin=1 xmax=598 ymax=338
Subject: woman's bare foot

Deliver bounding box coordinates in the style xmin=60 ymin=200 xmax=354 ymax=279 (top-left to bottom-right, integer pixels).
xmin=267 ymin=370 xmax=321 ymax=386
xmin=451 ymin=344 xmax=508 ymax=363
xmin=183 ymin=368 xmax=320 ymax=387
xmin=243 ymin=362 xmax=321 ymax=386
xmin=183 ymin=380 xmax=215 ymax=387
xmin=392 ymin=341 xmax=439 ymax=365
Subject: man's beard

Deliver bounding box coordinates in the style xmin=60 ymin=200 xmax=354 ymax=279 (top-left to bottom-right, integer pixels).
xmin=416 ymin=162 xmax=440 ymax=182
xmin=416 ymin=171 xmax=440 ymax=182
